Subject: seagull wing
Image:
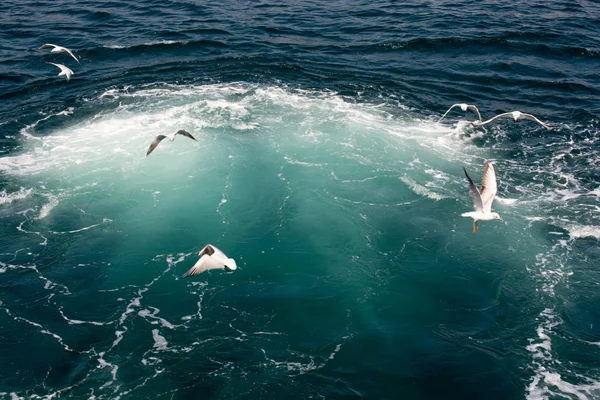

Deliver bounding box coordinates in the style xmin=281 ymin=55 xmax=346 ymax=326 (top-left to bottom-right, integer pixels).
xmin=48 ymin=62 xmax=73 ymax=77
xmin=198 ymin=244 xmax=216 ymax=257
xmin=467 ymin=105 xmax=483 ymax=122
xmin=206 ymin=245 xmax=227 ymax=260
xmin=62 ymin=47 xmax=80 ymax=64
xmin=182 ymin=255 xmax=220 ymax=278
xmin=479 ymin=161 xmax=497 ymax=212
xmin=146 ymin=135 xmax=167 ymax=156
xmin=39 ymin=43 xmax=58 ymax=50
xmin=463 ymin=167 xmax=484 ymax=212
xmin=478 ymin=112 xmax=513 ymax=126
xmin=438 ymin=104 xmax=460 ymax=123
xmin=175 ymin=129 xmax=197 ymax=141
xmin=521 ymin=113 xmax=550 ymax=129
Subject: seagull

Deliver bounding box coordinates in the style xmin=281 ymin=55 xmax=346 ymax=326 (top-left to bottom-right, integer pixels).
xmin=461 ymin=161 xmax=502 ymax=234
xmin=477 ymin=111 xmax=550 ymax=129
xmin=47 ymin=62 xmax=73 ymax=81
xmin=438 ymin=103 xmax=483 ymax=123
xmin=145 ymin=129 xmax=197 ymax=156
xmin=39 ymin=44 xmax=80 ymax=64
xmin=182 ymin=244 xmax=238 ymax=277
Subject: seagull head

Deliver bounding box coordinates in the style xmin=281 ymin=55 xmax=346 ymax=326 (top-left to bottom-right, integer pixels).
xmin=459 ymin=103 xmax=468 ymax=111
xmin=511 ymin=111 xmax=522 ymax=122
xmin=491 ymin=212 xmax=503 ymax=221
xmin=223 ymin=258 xmax=238 ymax=272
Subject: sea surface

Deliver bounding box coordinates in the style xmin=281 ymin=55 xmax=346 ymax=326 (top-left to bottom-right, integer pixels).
xmin=1 ymin=1 xmax=599 ymax=399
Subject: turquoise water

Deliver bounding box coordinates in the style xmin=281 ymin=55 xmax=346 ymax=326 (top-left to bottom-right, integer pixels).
xmin=1 ymin=1 xmax=600 ymax=399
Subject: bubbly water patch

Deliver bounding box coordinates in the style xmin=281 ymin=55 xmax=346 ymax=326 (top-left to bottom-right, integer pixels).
xmin=400 ymin=175 xmax=447 ymax=201
xmin=36 ymin=194 xmax=59 ymax=219
xmin=565 ymin=225 xmax=600 ymax=240
xmin=1 ymin=81 xmax=598 ymax=398
xmin=0 ymin=187 xmax=32 ymax=205
xmin=151 ymin=329 xmax=168 ymax=351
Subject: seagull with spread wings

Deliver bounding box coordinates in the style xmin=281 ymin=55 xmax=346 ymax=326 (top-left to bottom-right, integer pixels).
xmin=182 ymin=244 xmax=238 ymax=277
xmin=477 ymin=111 xmax=550 ymax=129
xmin=39 ymin=43 xmax=80 ymax=64
xmin=438 ymin=103 xmax=483 ymax=123
xmin=145 ymin=129 xmax=197 ymax=156
xmin=461 ymin=161 xmax=503 ymax=234
xmin=47 ymin=62 xmax=73 ymax=81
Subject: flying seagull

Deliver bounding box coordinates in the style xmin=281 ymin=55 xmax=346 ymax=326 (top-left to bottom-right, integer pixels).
xmin=182 ymin=244 xmax=238 ymax=277
xmin=145 ymin=129 xmax=197 ymax=156
xmin=477 ymin=111 xmax=550 ymax=129
xmin=39 ymin=44 xmax=80 ymax=64
xmin=48 ymin=62 xmax=73 ymax=81
xmin=461 ymin=161 xmax=502 ymax=234
xmin=438 ymin=103 xmax=483 ymax=123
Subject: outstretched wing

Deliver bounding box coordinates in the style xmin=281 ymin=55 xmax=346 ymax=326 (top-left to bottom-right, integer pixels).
xmin=175 ymin=129 xmax=197 ymax=141
xmin=478 ymin=112 xmax=513 ymax=126
xmin=463 ymin=167 xmax=483 ymax=212
xmin=182 ymin=255 xmax=211 ymax=278
xmin=479 ymin=161 xmax=497 ymax=212
xmin=62 ymin=47 xmax=80 ymax=64
xmin=146 ymin=135 xmax=167 ymax=156
xmin=39 ymin=43 xmax=56 ymax=50
xmin=467 ymin=105 xmax=483 ymax=122
xmin=47 ymin=62 xmax=71 ymax=75
xmin=521 ymin=113 xmax=550 ymax=129
xmin=438 ymin=104 xmax=460 ymax=123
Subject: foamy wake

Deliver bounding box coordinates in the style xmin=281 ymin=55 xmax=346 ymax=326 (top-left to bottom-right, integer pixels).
xmin=565 ymin=224 xmax=600 ymax=240
xmin=0 ymin=187 xmax=32 ymax=205
xmin=400 ymin=175 xmax=446 ymax=201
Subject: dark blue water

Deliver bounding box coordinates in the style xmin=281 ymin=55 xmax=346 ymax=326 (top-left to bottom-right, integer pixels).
xmin=1 ymin=1 xmax=600 ymax=399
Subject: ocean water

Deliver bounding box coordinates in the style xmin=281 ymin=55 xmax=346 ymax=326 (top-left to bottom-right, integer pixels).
xmin=1 ymin=1 xmax=599 ymax=398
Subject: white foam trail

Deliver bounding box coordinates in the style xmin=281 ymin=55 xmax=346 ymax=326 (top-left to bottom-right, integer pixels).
xmin=2 ymin=307 xmax=74 ymax=352
xmin=36 ymin=195 xmax=59 ymax=219
xmin=138 ymin=306 xmax=177 ymax=329
xmin=52 ymin=218 xmax=112 ymax=234
xmin=58 ymin=307 xmax=113 ymax=326
xmin=400 ymin=175 xmax=446 ymax=201
xmin=565 ymin=225 xmax=600 ymax=240
xmin=496 ymin=196 xmax=518 ymax=205
xmin=152 ymin=329 xmax=168 ymax=351
xmin=0 ymin=188 xmax=32 ymax=205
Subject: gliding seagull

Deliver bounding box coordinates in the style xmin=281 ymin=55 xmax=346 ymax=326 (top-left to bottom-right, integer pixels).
xmin=48 ymin=62 xmax=73 ymax=81
xmin=461 ymin=161 xmax=502 ymax=234
xmin=39 ymin=44 xmax=80 ymax=64
xmin=438 ymin=103 xmax=483 ymax=123
xmin=182 ymin=244 xmax=238 ymax=277
xmin=145 ymin=129 xmax=197 ymax=156
xmin=477 ymin=111 xmax=550 ymax=129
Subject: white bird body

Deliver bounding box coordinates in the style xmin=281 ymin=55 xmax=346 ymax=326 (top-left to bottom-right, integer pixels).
xmin=40 ymin=43 xmax=80 ymax=63
xmin=145 ymin=129 xmax=197 ymax=156
xmin=478 ymin=111 xmax=550 ymax=129
xmin=48 ymin=62 xmax=73 ymax=81
xmin=461 ymin=161 xmax=502 ymax=233
xmin=182 ymin=244 xmax=238 ymax=277
xmin=438 ymin=103 xmax=483 ymax=123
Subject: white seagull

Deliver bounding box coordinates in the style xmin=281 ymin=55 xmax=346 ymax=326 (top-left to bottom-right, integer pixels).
xmin=438 ymin=103 xmax=483 ymax=123
xmin=145 ymin=129 xmax=197 ymax=156
xmin=182 ymin=244 xmax=238 ymax=277
xmin=461 ymin=161 xmax=502 ymax=234
xmin=477 ymin=111 xmax=550 ymax=129
xmin=48 ymin=62 xmax=73 ymax=81
xmin=39 ymin=43 xmax=80 ymax=64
